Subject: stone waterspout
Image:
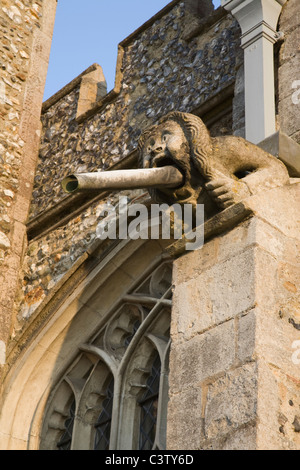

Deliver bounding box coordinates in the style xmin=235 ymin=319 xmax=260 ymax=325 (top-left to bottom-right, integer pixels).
xmin=62 ymin=111 xmax=289 ymax=217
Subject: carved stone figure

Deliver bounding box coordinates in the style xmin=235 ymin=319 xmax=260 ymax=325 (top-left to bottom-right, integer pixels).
xmin=138 ymin=111 xmax=290 ymax=216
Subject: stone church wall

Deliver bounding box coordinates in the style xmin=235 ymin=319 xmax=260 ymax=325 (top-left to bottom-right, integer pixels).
xmin=0 ymin=0 xmax=299 ymax=452
xmin=16 ymin=1 xmax=242 ymax=327
xmin=13 ymin=0 xmax=300 ymax=337
xmin=31 ymin=3 xmax=240 ymax=219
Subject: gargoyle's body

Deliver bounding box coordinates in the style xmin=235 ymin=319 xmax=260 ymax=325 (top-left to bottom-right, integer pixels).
xmin=138 ymin=111 xmax=289 ymax=217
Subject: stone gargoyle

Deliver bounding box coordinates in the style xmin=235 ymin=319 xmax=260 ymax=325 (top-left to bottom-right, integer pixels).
xmin=138 ymin=111 xmax=290 ymax=217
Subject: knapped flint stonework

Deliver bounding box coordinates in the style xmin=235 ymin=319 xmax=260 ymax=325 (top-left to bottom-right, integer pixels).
xmin=16 ymin=2 xmax=243 ymax=325
xmin=31 ymin=4 xmax=241 ymax=219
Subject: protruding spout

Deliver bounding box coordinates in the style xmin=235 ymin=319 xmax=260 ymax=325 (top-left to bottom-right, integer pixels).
xmin=62 ymin=166 xmax=184 ymax=194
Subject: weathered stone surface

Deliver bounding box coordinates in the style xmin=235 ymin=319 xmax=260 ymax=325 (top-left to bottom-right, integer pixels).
xmin=169 ymin=183 xmax=300 ymax=450
xmin=172 ymin=248 xmax=256 ymax=339
xmin=17 ymin=2 xmax=245 ymax=322
xmin=169 ymin=319 xmax=236 ymax=393
xmin=210 ymin=424 xmax=256 ymax=450
xmin=167 ymin=386 xmax=203 ymax=450
xmin=171 ymin=204 xmax=300 ymax=342
xmin=258 ymin=131 xmax=300 ymax=177
xmin=256 ymin=361 xmax=300 ymax=450
xmin=237 ymin=310 xmax=256 ymax=363
xmin=17 ymin=189 xmax=144 ymax=321
xmin=204 ymin=364 xmax=257 ymax=441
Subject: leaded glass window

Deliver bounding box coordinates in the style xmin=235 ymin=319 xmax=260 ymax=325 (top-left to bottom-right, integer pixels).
xmin=139 ymin=354 xmax=161 ymax=450
xmin=94 ymin=378 xmax=114 ymax=450
xmin=41 ymin=260 xmax=172 ymax=450
xmin=56 ymin=400 xmax=76 ymax=450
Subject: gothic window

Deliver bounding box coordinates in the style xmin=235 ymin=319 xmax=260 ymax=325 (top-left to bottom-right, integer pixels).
xmin=41 ymin=261 xmax=172 ymax=450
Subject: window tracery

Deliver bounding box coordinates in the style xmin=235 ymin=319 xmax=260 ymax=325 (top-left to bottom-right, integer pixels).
xmin=41 ymin=261 xmax=172 ymax=450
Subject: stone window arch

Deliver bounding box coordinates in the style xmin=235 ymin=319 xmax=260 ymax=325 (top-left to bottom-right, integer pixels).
xmin=40 ymin=261 xmax=172 ymax=450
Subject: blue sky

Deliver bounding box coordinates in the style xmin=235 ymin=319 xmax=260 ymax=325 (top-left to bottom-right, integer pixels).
xmin=44 ymin=0 xmax=222 ymax=101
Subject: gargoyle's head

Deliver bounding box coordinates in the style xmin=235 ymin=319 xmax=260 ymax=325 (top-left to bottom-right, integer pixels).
xmin=138 ymin=111 xmax=213 ymax=205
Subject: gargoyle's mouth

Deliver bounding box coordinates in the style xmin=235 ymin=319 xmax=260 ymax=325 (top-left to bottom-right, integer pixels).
xmin=152 ymin=156 xmax=186 ymax=187
xmin=153 ymin=156 xmax=174 ymax=168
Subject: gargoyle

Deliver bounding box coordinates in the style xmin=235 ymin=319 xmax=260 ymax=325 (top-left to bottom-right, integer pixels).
xmin=138 ymin=111 xmax=289 ymax=217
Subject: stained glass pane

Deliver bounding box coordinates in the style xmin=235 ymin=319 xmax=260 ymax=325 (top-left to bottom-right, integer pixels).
xmin=139 ymin=354 xmax=161 ymax=450
xmin=57 ymin=400 xmax=76 ymax=450
xmin=94 ymin=378 xmax=114 ymax=450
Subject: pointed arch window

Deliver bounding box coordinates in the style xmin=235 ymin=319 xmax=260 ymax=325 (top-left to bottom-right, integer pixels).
xmin=41 ymin=261 xmax=172 ymax=450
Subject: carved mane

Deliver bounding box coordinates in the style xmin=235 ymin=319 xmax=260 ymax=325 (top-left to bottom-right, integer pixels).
xmin=138 ymin=111 xmax=214 ymax=180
